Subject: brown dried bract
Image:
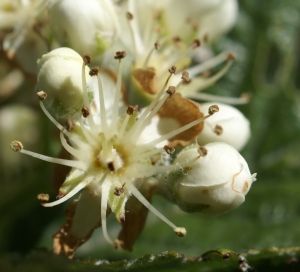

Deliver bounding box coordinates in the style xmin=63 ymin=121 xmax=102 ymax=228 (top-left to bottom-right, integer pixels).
xmin=83 ymin=54 xmax=91 ymax=65
xmin=131 ymin=67 xmax=158 ymax=95
xmin=117 ymin=179 xmax=157 ymax=251
xmin=81 ymin=106 xmax=90 ymax=118
xmin=89 ymin=66 xmax=100 ymax=76
xmin=158 ymin=93 xmax=204 ymax=146
xmin=114 ymin=51 xmax=126 ymax=59
xmin=37 ymin=91 xmax=47 ymax=101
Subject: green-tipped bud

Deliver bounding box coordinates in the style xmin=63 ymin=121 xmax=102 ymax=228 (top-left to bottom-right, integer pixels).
xmin=165 ymin=142 xmax=256 ymax=215
xmin=37 ymin=47 xmax=91 ymax=120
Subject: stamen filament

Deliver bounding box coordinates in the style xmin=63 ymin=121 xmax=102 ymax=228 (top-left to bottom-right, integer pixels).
xmin=20 ymin=149 xmax=86 ymax=170
xmin=118 ymin=114 xmax=130 ymax=139
xmin=187 ymin=51 xmax=230 ymax=78
xmin=111 ymin=59 xmax=123 ymax=133
xmin=79 ymin=117 xmax=97 ymax=146
xmin=100 ymin=175 xmax=113 ymax=245
xmin=129 ymin=184 xmax=177 ymax=229
xmin=96 ymin=74 xmax=108 ymax=133
xmin=42 ymin=177 xmax=93 ymax=207
xmin=187 ymin=92 xmax=249 ymax=105
xmin=149 ymin=114 xmax=211 ymax=146
xmin=59 ymin=131 xmax=88 ymax=160
xmin=128 ymin=147 xmax=164 ymax=162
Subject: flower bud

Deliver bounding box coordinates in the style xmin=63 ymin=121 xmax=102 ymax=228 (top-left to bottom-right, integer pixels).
xmin=168 ymin=142 xmax=256 ymax=215
xmin=37 ymin=47 xmax=91 ymax=120
xmin=197 ymin=103 xmax=250 ymax=151
xmin=49 ymin=0 xmax=118 ymax=57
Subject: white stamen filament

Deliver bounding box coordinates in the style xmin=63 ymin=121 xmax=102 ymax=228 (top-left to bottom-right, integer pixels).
xmin=79 ymin=117 xmax=97 ymax=146
xmin=39 ymin=101 xmax=82 ymax=147
xmin=128 ymin=147 xmax=164 ymax=162
xmin=187 ymin=92 xmax=249 ymax=105
xmin=187 ymin=51 xmax=230 ymax=78
xmin=100 ymin=175 xmax=113 ymax=245
xmin=20 ymin=149 xmax=86 ymax=170
xmin=118 ymin=114 xmax=130 ymax=139
xmin=149 ymin=114 xmax=211 ymax=146
xmin=129 ymin=184 xmax=177 ymax=229
xmin=143 ymin=46 xmax=156 ymax=69
xmin=96 ymin=74 xmax=108 ymax=133
xmin=42 ymin=177 xmax=93 ymax=207
xmin=81 ymin=62 xmax=97 ymax=134
xmin=111 ymin=60 xmax=123 ymax=134
xmin=59 ymin=131 xmax=88 ymax=160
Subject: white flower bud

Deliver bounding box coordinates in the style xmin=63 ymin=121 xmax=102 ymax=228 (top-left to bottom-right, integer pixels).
xmin=37 ymin=47 xmax=91 ymax=120
xmin=49 ymin=0 xmax=118 ymax=56
xmin=170 ymin=142 xmax=256 ymax=215
xmin=197 ymin=103 xmax=250 ymax=151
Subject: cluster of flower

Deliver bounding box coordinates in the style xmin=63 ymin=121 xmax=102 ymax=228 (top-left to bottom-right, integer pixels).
xmin=3 ymin=0 xmax=257 ymax=258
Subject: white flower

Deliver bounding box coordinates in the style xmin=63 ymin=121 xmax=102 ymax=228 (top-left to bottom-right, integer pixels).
xmin=49 ymin=0 xmax=118 ymax=57
xmin=164 ymin=142 xmax=257 ymax=215
xmin=197 ymin=102 xmax=251 ymax=151
xmin=11 ymin=48 xmax=220 ymax=256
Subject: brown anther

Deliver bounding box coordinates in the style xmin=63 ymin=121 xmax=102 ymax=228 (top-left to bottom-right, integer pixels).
xmin=154 ymin=41 xmax=160 ymax=50
xmin=83 ymin=54 xmax=91 ymax=65
xmin=66 ymin=118 xmax=75 ymax=132
xmin=192 ymin=39 xmax=201 ymax=49
xmin=114 ymin=51 xmax=127 ymax=59
xmin=208 ymin=105 xmax=219 ymax=115
xmin=227 ymin=53 xmax=236 ymax=61
xmin=10 ymin=141 xmax=23 ymax=152
xmin=126 ymin=105 xmax=137 ymax=115
xmin=119 ymin=214 xmax=125 ymax=223
xmin=181 ymin=71 xmax=190 ymax=84
xmin=114 ymin=183 xmax=125 ymax=196
xmin=173 ymin=36 xmax=181 ymax=43
xmin=164 ymin=145 xmax=175 ymax=154
xmin=241 ymin=92 xmax=251 ymax=102
xmin=108 ymin=162 xmax=115 ymax=172
xmin=203 ymin=33 xmax=209 ymax=42
xmin=81 ymin=106 xmax=90 ymax=118
xmin=214 ymin=124 xmax=223 ymax=135
xmin=174 ymin=227 xmax=186 ymax=237
xmin=89 ymin=66 xmax=100 ymax=76
xmin=126 ymin=12 xmax=133 ymax=20
xmin=166 ymin=86 xmax=176 ymax=97
xmin=37 ymin=91 xmax=47 ymax=101
xmin=168 ymin=65 xmax=177 ymax=74
xmin=198 ymin=146 xmax=208 ymax=157
xmin=37 ymin=193 xmax=49 ymax=204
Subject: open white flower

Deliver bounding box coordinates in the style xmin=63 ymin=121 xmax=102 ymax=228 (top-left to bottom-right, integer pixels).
xmin=115 ymin=0 xmax=247 ymax=108
xmin=10 ymin=47 xmax=220 ymax=257
xmin=163 ymin=142 xmax=257 ymax=215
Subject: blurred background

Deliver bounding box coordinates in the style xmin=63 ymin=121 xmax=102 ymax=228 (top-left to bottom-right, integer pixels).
xmin=0 ymin=0 xmax=300 ymax=261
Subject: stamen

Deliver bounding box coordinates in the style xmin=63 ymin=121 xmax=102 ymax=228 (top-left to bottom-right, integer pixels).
xmin=100 ymin=175 xmax=114 ymax=245
xmin=79 ymin=116 xmax=97 ymax=146
xmin=59 ymin=130 xmax=88 ymax=160
xmin=90 ymin=67 xmax=108 ymax=133
xmin=187 ymin=51 xmax=231 ymax=78
xmin=42 ymin=177 xmax=93 ymax=207
xmin=148 ymin=107 xmax=218 ymax=146
xmin=176 ymin=71 xmax=191 ymax=90
xmin=81 ymin=55 xmax=97 ymax=133
xmin=37 ymin=193 xmax=49 ymax=204
xmin=198 ymin=146 xmax=208 ymax=157
xmin=111 ymin=52 xmax=125 ymax=134
xmin=118 ymin=105 xmax=138 ymax=139
xmin=128 ymin=147 xmax=164 ymax=162
xmin=19 ymin=148 xmax=86 ymax=170
xmin=143 ymin=42 xmax=159 ymax=69
xmin=187 ymin=92 xmax=250 ymax=105
xmin=129 ymin=184 xmax=186 ymax=236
